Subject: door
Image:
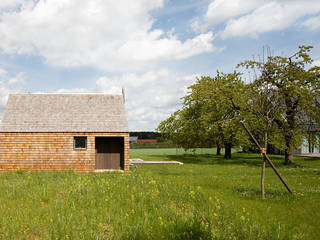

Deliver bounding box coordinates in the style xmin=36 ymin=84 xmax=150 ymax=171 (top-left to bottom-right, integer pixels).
xmin=95 ymin=137 xmax=124 ymax=170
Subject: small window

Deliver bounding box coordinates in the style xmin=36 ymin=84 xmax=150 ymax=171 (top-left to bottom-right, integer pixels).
xmin=74 ymin=136 xmax=87 ymax=149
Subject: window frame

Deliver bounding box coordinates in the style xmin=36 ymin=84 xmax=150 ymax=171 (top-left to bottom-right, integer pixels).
xmin=73 ymin=136 xmax=87 ymax=150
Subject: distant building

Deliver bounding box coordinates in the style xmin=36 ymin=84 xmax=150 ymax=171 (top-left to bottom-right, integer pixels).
xmin=136 ymin=139 xmax=157 ymax=143
xmin=295 ymin=124 xmax=320 ymax=154
xmin=129 ymin=136 xmax=138 ymax=143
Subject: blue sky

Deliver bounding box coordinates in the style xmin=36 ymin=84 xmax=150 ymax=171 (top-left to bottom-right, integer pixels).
xmin=0 ymin=0 xmax=320 ymax=130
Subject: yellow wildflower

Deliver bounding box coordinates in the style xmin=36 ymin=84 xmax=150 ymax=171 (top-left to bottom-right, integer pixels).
xmin=189 ymin=190 xmax=195 ymax=197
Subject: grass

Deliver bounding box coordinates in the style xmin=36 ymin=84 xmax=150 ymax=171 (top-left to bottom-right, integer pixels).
xmin=130 ymin=147 xmax=239 ymax=155
xmin=0 ymin=150 xmax=319 ymax=239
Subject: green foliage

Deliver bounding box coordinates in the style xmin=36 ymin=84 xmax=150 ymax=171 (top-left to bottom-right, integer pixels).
xmin=186 ymin=72 xmax=248 ymax=146
xmin=158 ymin=45 xmax=320 ymax=163
xmin=239 ymin=45 xmax=320 ymax=164
xmin=157 ymin=108 xmax=209 ymax=149
xmin=157 ymin=71 xmax=250 ymax=159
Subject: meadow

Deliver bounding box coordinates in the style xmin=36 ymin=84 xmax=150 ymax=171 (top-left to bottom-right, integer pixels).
xmin=130 ymin=147 xmax=239 ymax=156
xmin=0 ymin=149 xmax=319 ymax=239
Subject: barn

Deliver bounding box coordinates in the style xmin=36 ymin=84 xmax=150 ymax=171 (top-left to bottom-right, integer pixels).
xmin=0 ymin=93 xmax=130 ymax=172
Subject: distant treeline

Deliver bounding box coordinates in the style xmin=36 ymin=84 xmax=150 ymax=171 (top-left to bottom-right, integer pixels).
xmin=129 ymin=131 xmax=162 ymax=139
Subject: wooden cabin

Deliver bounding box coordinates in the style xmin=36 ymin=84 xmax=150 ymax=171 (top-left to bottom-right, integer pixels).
xmin=0 ymin=93 xmax=129 ymax=172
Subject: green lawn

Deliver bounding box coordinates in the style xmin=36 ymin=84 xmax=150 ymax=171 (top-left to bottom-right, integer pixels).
xmin=130 ymin=147 xmax=239 ymax=155
xmin=0 ymin=151 xmax=319 ymax=239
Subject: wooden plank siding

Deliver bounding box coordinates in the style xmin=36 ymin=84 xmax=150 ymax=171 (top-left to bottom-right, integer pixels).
xmin=96 ymin=153 xmax=121 ymax=169
xmin=0 ymin=132 xmax=130 ymax=172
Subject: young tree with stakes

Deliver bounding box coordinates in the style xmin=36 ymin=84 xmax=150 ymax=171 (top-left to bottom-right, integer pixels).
xmin=239 ymin=46 xmax=320 ymax=165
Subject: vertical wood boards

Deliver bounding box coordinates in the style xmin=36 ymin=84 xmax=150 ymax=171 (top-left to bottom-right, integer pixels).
xmin=95 ymin=137 xmax=124 ymax=170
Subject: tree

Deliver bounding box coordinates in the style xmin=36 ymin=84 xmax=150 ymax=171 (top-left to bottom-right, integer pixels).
xmin=157 ymin=105 xmax=211 ymax=150
xmin=157 ymin=71 xmax=249 ymax=159
xmin=244 ymin=83 xmax=282 ymax=199
xmin=239 ymin=46 xmax=320 ymax=164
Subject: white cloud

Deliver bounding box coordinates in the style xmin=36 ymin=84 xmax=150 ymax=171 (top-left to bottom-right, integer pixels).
xmin=0 ymin=81 xmax=9 ymax=108
xmin=201 ymin=0 xmax=320 ymax=39
xmin=205 ymin=0 xmax=265 ymax=26
xmin=0 ymin=69 xmax=27 ymax=112
xmin=57 ymin=88 xmax=90 ymax=93
xmin=0 ymin=68 xmax=7 ymax=78
xmin=58 ymin=70 xmax=199 ymax=130
xmin=312 ymin=60 xmax=320 ymax=67
xmin=190 ymin=18 xmax=209 ymax=34
xmin=0 ymin=0 xmax=30 ymax=11
xmin=220 ymin=1 xmax=320 ymax=39
xmin=0 ymin=0 xmax=215 ymax=71
xmin=8 ymin=72 xmax=26 ymax=85
xmin=301 ymin=16 xmax=320 ymax=30
xmin=96 ymin=71 xmax=200 ymax=130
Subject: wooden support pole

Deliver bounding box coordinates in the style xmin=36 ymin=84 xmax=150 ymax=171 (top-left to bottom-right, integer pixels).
xmin=240 ymin=121 xmax=293 ymax=195
xmin=261 ymin=159 xmax=266 ymax=199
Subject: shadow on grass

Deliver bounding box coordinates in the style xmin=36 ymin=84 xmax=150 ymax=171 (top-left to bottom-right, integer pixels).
xmin=139 ymin=152 xmax=313 ymax=169
xmin=160 ymin=153 xmax=289 ymax=168
xmin=233 ymin=186 xmax=294 ymax=200
xmin=122 ymin=217 xmax=212 ymax=240
xmin=294 ymin=156 xmax=320 ymax=162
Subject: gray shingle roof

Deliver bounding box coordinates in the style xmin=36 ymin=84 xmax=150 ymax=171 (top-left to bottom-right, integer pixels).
xmin=0 ymin=93 xmax=129 ymax=132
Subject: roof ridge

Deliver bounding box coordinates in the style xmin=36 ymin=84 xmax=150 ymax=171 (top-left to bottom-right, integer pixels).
xmin=9 ymin=93 xmax=122 ymax=95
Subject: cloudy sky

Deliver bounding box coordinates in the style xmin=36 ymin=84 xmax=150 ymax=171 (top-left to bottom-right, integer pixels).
xmin=0 ymin=0 xmax=320 ymax=131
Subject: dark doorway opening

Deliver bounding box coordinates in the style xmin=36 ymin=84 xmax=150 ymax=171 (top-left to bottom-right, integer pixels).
xmin=95 ymin=137 xmax=124 ymax=170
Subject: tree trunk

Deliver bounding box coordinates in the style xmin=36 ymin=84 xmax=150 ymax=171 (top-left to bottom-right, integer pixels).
xmin=284 ymin=148 xmax=294 ymax=165
xmin=264 ymin=130 xmax=268 ymax=152
xmin=216 ymin=145 xmax=221 ymax=155
xmin=284 ymin=134 xmax=294 ymax=165
xmin=224 ymin=142 xmax=232 ymax=159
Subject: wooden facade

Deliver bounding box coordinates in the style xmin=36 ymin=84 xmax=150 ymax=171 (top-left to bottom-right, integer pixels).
xmin=0 ymin=94 xmax=130 ymax=172
xmin=0 ymin=132 xmax=130 ymax=172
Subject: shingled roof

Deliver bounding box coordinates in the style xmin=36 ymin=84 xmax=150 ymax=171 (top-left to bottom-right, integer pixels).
xmin=0 ymin=93 xmax=129 ymax=132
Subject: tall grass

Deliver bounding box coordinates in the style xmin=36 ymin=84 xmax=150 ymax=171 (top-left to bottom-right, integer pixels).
xmin=0 ymin=152 xmax=319 ymax=239
xmin=0 ymin=170 xmax=298 ymax=239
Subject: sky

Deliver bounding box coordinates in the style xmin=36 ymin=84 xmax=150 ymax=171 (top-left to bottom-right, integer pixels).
xmin=0 ymin=0 xmax=320 ymax=131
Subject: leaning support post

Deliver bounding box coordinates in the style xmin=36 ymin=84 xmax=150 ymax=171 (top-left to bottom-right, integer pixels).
xmin=261 ymin=159 xmax=266 ymax=199
xmin=240 ymin=121 xmax=293 ymax=195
